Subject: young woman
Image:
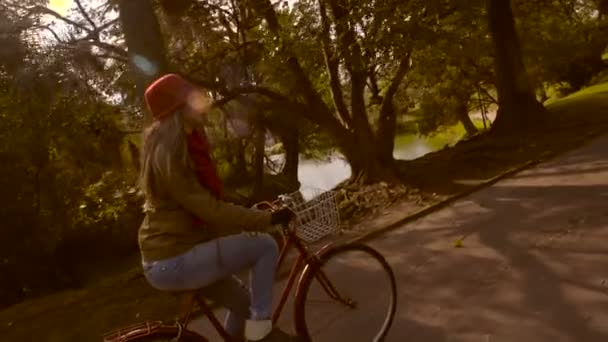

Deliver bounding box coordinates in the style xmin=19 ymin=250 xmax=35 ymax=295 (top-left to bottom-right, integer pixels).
xmin=138 ymin=73 xmax=298 ymax=341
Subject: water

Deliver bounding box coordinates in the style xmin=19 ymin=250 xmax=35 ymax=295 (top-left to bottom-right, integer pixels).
xmin=296 ymin=136 xmax=435 ymax=195
xmin=297 ymin=156 xmax=351 ymax=199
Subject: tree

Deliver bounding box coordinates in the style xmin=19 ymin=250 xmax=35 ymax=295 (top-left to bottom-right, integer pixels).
xmin=236 ymin=0 xmax=424 ymax=183
xmin=406 ymin=3 xmax=495 ymax=137
xmin=486 ymin=0 xmax=547 ymax=132
xmin=0 ymin=0 xmax=148 ymax=307
xmin=117 ymin=0 xmax=169 ymax=123
xmin=153 ymin=0 xmax=415 ymax=183
xmin=515 ymin=0 xmax=608 ymax=92
xmin=162 ymin=0 xmax=302 ymax=191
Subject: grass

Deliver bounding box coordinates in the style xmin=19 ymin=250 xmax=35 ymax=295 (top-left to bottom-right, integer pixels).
xmin=395 ymin=118 xmax=489 ymax=152
xmin=396 ymin=83 xmax=608 ymax=195
xmin=543 ymin=81 xmax=608 ymax=106
xmin=560 ymin=81 xmax=608 ymax=101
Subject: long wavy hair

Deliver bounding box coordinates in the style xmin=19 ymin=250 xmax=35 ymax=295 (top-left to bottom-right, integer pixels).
xmin=139 ymin=111 xmax=191 ymax=211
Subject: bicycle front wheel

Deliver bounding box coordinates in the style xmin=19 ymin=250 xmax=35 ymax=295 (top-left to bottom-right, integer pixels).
xmin=293 ymin=243 xmax=397 ymax=342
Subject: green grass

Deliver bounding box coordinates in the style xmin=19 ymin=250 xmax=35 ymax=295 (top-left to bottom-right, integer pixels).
xmin=393 ymin=134 xmax=418 ymax=148
xmin=395 ymin=118 xmax=489 ymax=151
xmin=544 ymin=81 xmax=608 ymax=114
xmin=394 ymin=127 xmax=460 ymax=151
xmin=543 ymin=81 xmax=608 ymax=107
xmin=562 ymin=81 xmax=608 ymax=100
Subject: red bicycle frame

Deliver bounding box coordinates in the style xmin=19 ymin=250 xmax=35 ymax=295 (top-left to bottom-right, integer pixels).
xmin=104 ymin=200 xmax=350 ymax=342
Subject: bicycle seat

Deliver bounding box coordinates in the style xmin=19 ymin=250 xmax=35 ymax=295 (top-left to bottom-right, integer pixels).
xmin=164 ymin=289 xmax=213 ymax=323
xmin=166 ymin=290 xmax=196 ymax=310
xmin=167 ymin=289 xmax=198 ymax=297
xmin=167 ymin=289 xmax=216 ymax=308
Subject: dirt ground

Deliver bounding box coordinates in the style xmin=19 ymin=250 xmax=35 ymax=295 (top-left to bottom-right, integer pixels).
xmin=1 ymin=89 xmax=608 ymax=341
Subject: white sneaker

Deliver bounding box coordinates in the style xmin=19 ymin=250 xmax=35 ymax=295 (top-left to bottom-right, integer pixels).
xmin=244 ymin=319 xmax=273 ymax=341
xmin=244 ymin=320 xmax=301 ymax=341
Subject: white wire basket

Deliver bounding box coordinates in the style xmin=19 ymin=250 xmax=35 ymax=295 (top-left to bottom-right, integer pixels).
xmin=279 ymin=188 xmax=341 ymax=243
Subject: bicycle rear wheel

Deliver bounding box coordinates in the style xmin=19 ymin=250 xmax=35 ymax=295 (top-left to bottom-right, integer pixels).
xmin=123 ymin=333 xmax=205 ymax=342
xmin=103 ymin=322 xmax=208 ymax=342
xmin=293 ymin=243 xmax=397 ymax=342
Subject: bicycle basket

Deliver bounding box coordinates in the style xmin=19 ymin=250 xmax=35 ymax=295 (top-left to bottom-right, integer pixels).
xmin=281 ymin=188 xmax=341 ymax=243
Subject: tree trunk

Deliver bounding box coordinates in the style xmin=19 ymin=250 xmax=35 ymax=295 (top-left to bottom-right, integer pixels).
xmin=234 ymin=139 xmax=248 ymax=176
xmin=341 ymin=139 xmax=400 ymax=184
xmin=486 ymin=0 xmax=546 ymax=133
xmin=457 ymin=101 xmax=478 ymax=137
xmin=599 ymin=0 xmax=608 ymax=20
xmin=376 ymin=53 xmax=411 ymax=165
xmin=127 ymin=140 xmax=140 ymax=171
xmin=537 ymin=85 xmax=548 ymax=103
xmin=251 ymin=0 xmax=399 ymax=184
xmin=252 ymin=115 xmax=265 ymax=196
xmin=118 ymin=0 xmax=168 ymax=123
xmin=318 ymin=0 xmax=353 ymax=129
xmin=376 ymin=103 xmax=397 ymax=165
xmin=280 ymin=122 xmax=299 ymax=187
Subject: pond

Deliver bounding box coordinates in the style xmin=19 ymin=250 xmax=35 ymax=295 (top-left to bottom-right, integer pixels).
xmin=295 ymin=131 xmax=462 ymax=198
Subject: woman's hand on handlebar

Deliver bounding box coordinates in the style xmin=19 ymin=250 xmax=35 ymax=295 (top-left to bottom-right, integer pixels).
xmin=252 ymin=201 xmax=273 ymax=210
xmin=270 ymin=207 xmax=296 ymax=226
xmin=252 ymin=199 xmax=286 ymax=211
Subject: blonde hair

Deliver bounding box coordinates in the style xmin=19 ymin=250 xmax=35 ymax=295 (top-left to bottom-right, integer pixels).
xmin=139 ymin=111 xmax=191 ymax=211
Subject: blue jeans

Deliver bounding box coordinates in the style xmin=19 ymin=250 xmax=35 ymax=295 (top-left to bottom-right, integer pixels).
xmin=142 ymin=233 xmax=279 ymax=337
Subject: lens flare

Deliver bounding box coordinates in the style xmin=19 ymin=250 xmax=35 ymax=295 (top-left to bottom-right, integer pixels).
xmin=186 ymin=90 xmax=211 ymax=114
xmin=132 ymin=55 xmax=158 ymax=76
xmin=48 ymin=0 xmax=71 ymax=16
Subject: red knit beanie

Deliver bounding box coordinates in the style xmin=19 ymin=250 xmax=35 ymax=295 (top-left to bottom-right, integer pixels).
xmin=144 ymin=73 xmax=195 ymax=120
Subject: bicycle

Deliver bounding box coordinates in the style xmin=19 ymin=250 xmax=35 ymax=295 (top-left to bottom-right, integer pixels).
xmin=103 ymin=189 xmax=397 ymax=342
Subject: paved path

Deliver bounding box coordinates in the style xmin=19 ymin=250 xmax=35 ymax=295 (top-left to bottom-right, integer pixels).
xmin=194 ymin=136 xmax=608 ymax=342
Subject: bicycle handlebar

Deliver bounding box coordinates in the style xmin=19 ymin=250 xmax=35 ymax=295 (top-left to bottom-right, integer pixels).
xmin=252 ymin=198 xmax=287 ymax=211
xmin=253 ymin=197 xmax=295 ymax=230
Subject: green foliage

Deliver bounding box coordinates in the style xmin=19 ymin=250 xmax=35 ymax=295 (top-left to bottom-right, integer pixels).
xmin=0 ymin=39 xmax=129 ymax=306
xmin=2 ymin=0 xmax=608 ymax=308
xmin=515 ymin=0 xmax=608 ymax=90
xmin=74 ymin=172 xmax=140 ymax=229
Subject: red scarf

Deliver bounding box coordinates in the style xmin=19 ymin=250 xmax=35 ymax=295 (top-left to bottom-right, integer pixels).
xmin=187 ymin=129 xmax=223 ymax=228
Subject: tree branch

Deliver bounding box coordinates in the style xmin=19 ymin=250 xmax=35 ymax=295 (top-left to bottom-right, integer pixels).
xmin=478 ymin=84 xmax=498 ymax=104
xmin=91 ymin=52 xmax=128 ymax=63
xmin=249 ymin=0 xmax=350 ymax=138
xmin=35 ymin=5 xmax=91 ymax=32
xmin=184 ymin=74 xmax=298 ymax=108
xmin=375 ymin=52 xmax=411 ymax=162
xmin=88 ymin=41 xmax=127 ymax=58
xmin=327 ymin=0 xmax=372 ymax=137
xmin=326 ymin=0 xmax=368 ymax=75
xmin=381 ymin=52 xmax=411 ymax=107
xmin=33 ymin=25 xmax=65 ymax=43
xmin=367 ymin=66 xmax=382 ymax=103
xmin=318 ymin=0 xmax=352 ymax=128
xmin=96 ymin=18 xmax=119 ymax=34
xmin=215 ymin=85 xmax=294 ymax=105
xmin=75 ymin=0 xmax=97 ymax=31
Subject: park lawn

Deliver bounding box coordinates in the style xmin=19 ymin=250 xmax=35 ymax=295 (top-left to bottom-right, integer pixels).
xmin=395 ymin=83 xmax=608 ymax=195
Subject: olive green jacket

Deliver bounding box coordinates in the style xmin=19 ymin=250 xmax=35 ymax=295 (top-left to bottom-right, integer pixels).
xmin=138 ymin=164 xmax=272 ymax=262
